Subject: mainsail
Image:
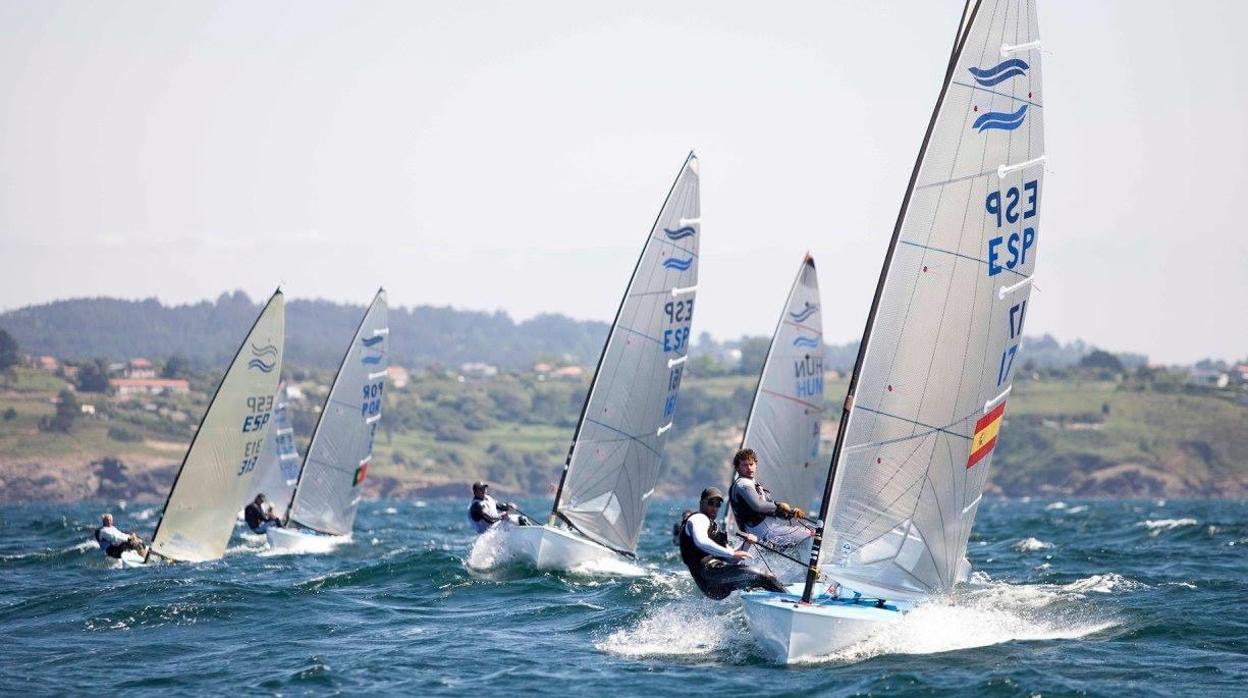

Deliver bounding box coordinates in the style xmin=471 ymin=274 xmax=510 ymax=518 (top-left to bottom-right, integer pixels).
xmin=242 ymin=382 xmax=301 ymax=521
xmin=737 ymin=255 xmax=825 ymax=514
xmin=148 ymin=290 xmax=286 ymax=562
xmin=805 ymin=0 xmax=1044 ymax=602
xmin=551 ymin=153 xmax=700 ymax=555
xmin=285 ymin=289 xmax=388 ymax=536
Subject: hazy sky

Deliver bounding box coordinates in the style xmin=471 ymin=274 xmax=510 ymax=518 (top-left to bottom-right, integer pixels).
xmin=0 ymin=1 xmax=1245 ymax=364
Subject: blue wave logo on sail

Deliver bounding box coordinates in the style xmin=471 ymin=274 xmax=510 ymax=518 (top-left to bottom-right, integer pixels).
xmin=662 ymin=257 xmax=694 ymax=271
xmin=973 ymin=105 xmax=1028 ymax=132
xmin=789 ymin=302 xmax=819 ymax=323
xmin=247 ymin=343 xmax=278 ymax=373
xmin=968 ymin=58 xmax=1029 ymax=87
xmin=792 ymin=335 xmax=820 ymax=349
xmin=663 ymin=226 xmax=696 ymax=241
xmin=361 ymin=355 xmax=383 ymax=365
xmin=360 ymin=335 xmax=384 ymax=348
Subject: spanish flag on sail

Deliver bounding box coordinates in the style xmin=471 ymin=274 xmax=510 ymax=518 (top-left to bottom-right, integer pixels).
xmin=967 ymin=402 xmax=1006 ymax=468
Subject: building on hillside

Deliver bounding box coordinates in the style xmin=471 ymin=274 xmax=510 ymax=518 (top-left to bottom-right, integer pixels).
xmin=126 ymin=358 xmax=156 ymax=379
xmin=33 ymin=355 xmax=59 ymax=372
xmin=1232 ymin=364 xmax=1248 ymax=387
xmin=1186 ymin=367 xmax=1230 ymax=389
xmin=110 ymin=377 xmax=191 ymax=397
xmin=460 ymin=362 xmax=498 ymax=378
xmin=533 ymin=362 xmax=554 ymax=374
xmin=387 ymin=366 xmax=410 ymax=389
xmin=551 ymin=365 xmax=584 ymax=380
xmin=80 ymin=404 xmax=96 ymax=416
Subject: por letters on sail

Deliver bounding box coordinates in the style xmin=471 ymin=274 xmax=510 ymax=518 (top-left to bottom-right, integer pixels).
xmin=736 ymin=256 xmax=826 ymax=519
xmin=286 ymin=290 xmax=389 ymax=536
xmin=553 ymin=153 xmax=700 ymax=555
xmin=148 ymin=291 xmax=286 ymax=563
xmin=242 ymin=382 xmax=302 ymax=521
xmin=812 ymin=0 xmax=1044 ymax=602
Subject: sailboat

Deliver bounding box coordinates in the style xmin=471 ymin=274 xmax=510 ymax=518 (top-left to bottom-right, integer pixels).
xmin=730 ymin=254 xmax=826 ymax=529
xmin=130 ymin=289 xmax=287 ymax=567
xmin=501 ymin=153 xmax=700 ymax=571
xmin=266 ymin=289 xmax=388 ymax=553
xmin=240 ymin=381 xmax=302 ymax=522
xmin=741 ymin=0 xmax=1045 ymax=662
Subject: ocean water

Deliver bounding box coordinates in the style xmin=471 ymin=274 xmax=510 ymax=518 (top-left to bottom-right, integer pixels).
xmin=1 ymin=498 xmax=1245 ymax=696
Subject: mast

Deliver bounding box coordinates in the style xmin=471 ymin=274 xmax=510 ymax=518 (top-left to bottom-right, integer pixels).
xmin=548 ymin=151 xmax=698 ymax=526
xmin=284 ymin=287 xmax=384 ymax=533
xmin=800 ymin=0 xmax=983 ymax=604
xmin=147 ymin=288 xmax=283 ymax=563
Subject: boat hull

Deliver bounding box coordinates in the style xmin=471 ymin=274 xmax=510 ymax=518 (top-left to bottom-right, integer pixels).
xmin=741 ymin=583 xmax=907 ymax=663
xmin=118 ymin=550 xmax=147 ymax=568
xmin=265 ymin=526 xmax=349 ymax=554
xmin=504 ymin=524 xmax=622 ymax=571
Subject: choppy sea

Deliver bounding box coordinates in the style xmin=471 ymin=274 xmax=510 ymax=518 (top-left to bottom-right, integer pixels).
xmin=1 ymin=498 xmax=1245 ymax=696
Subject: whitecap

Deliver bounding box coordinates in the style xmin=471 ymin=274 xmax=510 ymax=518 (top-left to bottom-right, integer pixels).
xmin=1138 ymin=518 xmax=1198 ymax=532
xmin=383 ymin=507 xmax=398 ymax=515
xmin=1012 ymin=537 xmax=1053 ymax=552
xmin=596 ymin=599 xmax=735 ymax=657
xmin=1066 ymin=505 xmax=1088 ymax=514
xmin=1045 ymin=501 xmax=1068 ymax=511
xmin=1059 ymin=573 xmax=1145 ymax=594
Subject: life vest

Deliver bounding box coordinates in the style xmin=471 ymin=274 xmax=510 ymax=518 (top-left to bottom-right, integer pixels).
xmin=677 ymin=512 xmax=728 ymax=574
xmin=729 ymin=475 xmax=770 ymax=529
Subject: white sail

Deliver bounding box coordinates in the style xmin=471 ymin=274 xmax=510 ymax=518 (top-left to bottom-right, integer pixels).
xmin=739 ymin=255 xmax=825 ymax=513
xmin=817 ymin=0 xmax=1044 ymax=600
xmin=149 ymin=291 xmax=286 ymax=562
xmin=553 ymin=153 xmax=700 ymax=555
xmin=286 ymin=290 xmax=388 ymax=536
xmin=242 ymin=382 xmax=301 ymax=521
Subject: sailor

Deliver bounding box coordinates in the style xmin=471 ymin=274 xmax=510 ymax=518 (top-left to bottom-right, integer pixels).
xmin=678 ymin=487 xmax=787 ymax=600
xmin=94 ymin=513 xmax=147 ymax=559
xmin=244 ymin=494 xmax=284 ymax=534
xmin=467 ymin=481 xmax=529 ymax=534
xmin=728 ymin=448 xmax=814 ymax=549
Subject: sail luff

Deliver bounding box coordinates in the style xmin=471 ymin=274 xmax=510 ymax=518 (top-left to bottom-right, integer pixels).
xmin=801 ymin=1 xmax=987 ymax=604
xmin=147 ymin=289 xmax=286 ymax=563
xmin=550 ymin=151 xmax=699 ymax=524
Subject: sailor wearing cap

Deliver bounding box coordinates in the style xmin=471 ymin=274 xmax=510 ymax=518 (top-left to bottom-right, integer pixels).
xmin=677 ymin=487 xmax=787 ymax=600
xmin=468 ymin=481 xmax=521 ymax=534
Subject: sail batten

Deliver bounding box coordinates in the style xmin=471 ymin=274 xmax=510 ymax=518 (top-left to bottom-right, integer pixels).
xmin=148 ymin=291 xmax=286 ymax=563
xmin=286 ymin=289 xmax=388 ymax=536
xmin=804 ymin=0 xmax=1044 ymax=603
xmin=551 ymin=153 xmax=700 ymax=555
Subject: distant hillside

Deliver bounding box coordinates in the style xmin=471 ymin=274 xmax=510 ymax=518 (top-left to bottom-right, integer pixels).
xmin=1 ymin=294 xmax=1144 ymax=374
xmin=0 ymin=293 xmax=610 ymax=370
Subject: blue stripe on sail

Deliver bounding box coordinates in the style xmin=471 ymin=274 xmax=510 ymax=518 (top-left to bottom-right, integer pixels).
xmin=663 ymin=226 xmax=696 ymax=240
xmin=662 ymin=257 xmax=693 ymax=271
xmin=248 ymin=358 xmax=276 ymax=373
xmin=793 ymin=336 xmax=820 ymax=349
xmin=973 ymin=105 xmax=1028 ymax=132
xmin=967 ymin=58 xmax=1029 ymax=87
xmin=789 ymin=303 xmax=818 ymax=323
xmin=360 ymin=336 xmax=384 ymax=347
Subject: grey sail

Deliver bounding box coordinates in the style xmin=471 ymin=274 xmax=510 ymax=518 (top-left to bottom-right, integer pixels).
xmin=553 ymin=153 xmax=700 ymax=555
xmin=149 ymin=291 xmax=286 ymax=562
xmin=242 ymin=382 xmax=301 ymax=521
xmin=739 ymin=255 xmax=825 ymax=515
xmin=812 ymin=0 xmax=1045 ymax=601
xmin=286 ymin=290 xmax=389 ymax=536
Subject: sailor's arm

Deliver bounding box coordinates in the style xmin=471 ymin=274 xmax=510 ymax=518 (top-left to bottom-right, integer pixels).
xmin=688 ymin=517 xmax=737 ymax=560
xmin=735 ymin=481 xmax=777 ymax=516
xmin=470 ymin=501 xmax=502 ymax=524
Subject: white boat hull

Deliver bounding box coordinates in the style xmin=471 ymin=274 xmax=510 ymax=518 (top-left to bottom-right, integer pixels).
xmin=265 ymin=526 xmax=349 ymax=554
xmin=503 ymin=524 xmax=623 ymax=571
xmin=741 ymin=583 xmax=908 ymax=663
xmin=118 ymin=550 xmax=147 ymax=568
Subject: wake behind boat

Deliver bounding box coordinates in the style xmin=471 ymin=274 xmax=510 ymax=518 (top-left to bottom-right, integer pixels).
xmin=488 ymin=153 xmax=701 ymax=572
xmin=134 ymin=290 xmax=287 ymax=566
xmin=742 ymin=0 xmax=1046 ymax=662
xmin=266 ymin=289 xmax=389 ymax=553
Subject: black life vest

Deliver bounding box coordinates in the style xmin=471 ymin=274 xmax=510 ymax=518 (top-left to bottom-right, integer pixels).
xmin=729 ymin=476 xmax=770 ymax=529
xmin=94 ymin=527 xmax=103 ymax=545
xmin=677 ymin=512 xmax=728 ymax=575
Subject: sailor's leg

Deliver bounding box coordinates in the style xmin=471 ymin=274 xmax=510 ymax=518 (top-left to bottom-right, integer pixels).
xmin=752 ymin=518 xmax=813 ymax=549
xmin=700 ymin=559 xmax=788 ymax=597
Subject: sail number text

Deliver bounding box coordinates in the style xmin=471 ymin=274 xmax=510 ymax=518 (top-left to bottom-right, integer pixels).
xmin=362 ymin=381 xmax=384 ymax=419
xmin=985 ymin=179 xmax=1038 ymax=277
xmin=662 ymin=299 xmax=693 ymax=354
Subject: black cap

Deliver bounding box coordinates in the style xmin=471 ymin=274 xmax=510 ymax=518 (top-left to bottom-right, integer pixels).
xmin=700 ymin=486 xmax=725 ymax=503
xmin=472 ymin=481 xmax=488 ymax=490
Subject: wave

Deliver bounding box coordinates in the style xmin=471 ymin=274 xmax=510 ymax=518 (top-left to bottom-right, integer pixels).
xmin=596 ymin=598 xmax=735 ymax=658
xmin=247 ymin=358 xmax=276 ymax=373
xmin=973 ymin=105 xmax=1028 ymax=132
xmin=789 ymin=302 xmax=818 ymax=323
xmin=792 ymin=336 xmax=820 ymax=349
xmin=1138 ymin=518 xmax=1198 ymax=532
xmin=662 ymin=226 xmax=696 ymax=241
xmin=968 ymin=58 xmax=1030 ymax=87
xmin=662 ymin=257 xmax=693 ymax=271
xmin=1012 ymin=537 xmax=1053 ymax=552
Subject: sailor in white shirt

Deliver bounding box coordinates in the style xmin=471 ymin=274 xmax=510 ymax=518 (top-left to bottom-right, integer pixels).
xmin=677 ymin=487 xmax=787 ymax=600
xmin=94 ymin=513 xmax=147 ymax=559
